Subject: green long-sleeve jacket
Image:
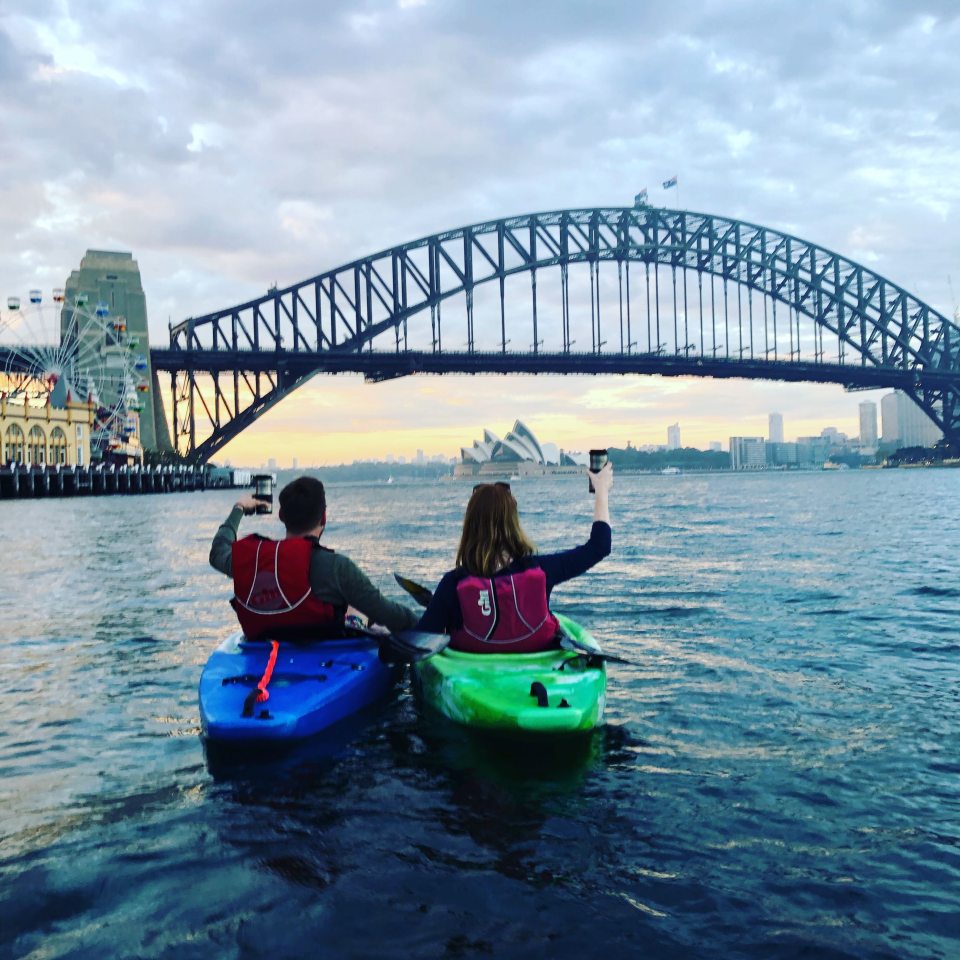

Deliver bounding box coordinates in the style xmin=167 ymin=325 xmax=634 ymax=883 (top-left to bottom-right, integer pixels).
xmin=209 ymin=506 xmax=418 ymax=633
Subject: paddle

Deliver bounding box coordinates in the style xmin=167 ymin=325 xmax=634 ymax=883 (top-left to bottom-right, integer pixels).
xmin=394 ymin=572 xmax=633 ymax=666
xmin=343 ymin=613 xmax=448 ymax=663
xmin=393 ymin=573 xmax=433 ymax=608
xmin=238 ymin=623 xmax=449 ymax=664
xmin=375 ymin=627 xmax=449 ymax=664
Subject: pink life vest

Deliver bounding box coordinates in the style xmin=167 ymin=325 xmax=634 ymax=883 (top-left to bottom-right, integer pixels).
xmin=231 ymin=535 xmax=341 ymax=641
xmin=450 ymin=566 xmax=560 ymax=653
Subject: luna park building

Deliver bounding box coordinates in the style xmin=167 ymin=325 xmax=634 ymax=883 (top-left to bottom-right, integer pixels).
xmin=1 ymin=392 xmax=96 ymax=468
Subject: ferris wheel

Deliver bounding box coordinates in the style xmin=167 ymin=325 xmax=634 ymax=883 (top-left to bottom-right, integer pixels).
xmin=0 ymin=289 xmax=150 ymax=449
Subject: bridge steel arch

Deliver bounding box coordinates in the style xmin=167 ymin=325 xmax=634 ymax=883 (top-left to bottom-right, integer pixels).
xmin=154 ymin=207 xmax=960 ymax=462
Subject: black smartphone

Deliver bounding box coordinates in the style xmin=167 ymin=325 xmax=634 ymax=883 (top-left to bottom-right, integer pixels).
xmin=588 ymin=449 xmax=608 ymax=493
xmin=252 ymin=474 xmax=274 ymax=514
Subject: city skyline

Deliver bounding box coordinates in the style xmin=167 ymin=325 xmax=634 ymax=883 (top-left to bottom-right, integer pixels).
xmin=235 ymin=391 xmax=918 ymax=468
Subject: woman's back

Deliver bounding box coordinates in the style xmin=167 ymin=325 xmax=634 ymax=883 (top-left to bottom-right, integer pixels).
xmin=417 ymin=467 xmax=613 ymax=653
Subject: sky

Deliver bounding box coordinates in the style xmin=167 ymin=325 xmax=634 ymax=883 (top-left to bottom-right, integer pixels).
xmin=1 ymin=0 xmax=959 ymax=465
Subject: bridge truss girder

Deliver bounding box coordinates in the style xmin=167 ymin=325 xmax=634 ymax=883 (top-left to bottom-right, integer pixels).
xmin=163 ymin=207 xmax=960 ymax=461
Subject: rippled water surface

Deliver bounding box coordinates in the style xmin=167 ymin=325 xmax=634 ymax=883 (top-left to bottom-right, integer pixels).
xmin=1 ymin=472 xmax=959 ymax=959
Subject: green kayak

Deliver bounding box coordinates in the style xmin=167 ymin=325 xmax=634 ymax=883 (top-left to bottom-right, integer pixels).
xmin=411 ymin=614 xmax=606 ymax=734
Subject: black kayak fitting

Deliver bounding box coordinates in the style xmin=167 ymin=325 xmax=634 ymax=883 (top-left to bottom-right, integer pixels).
xmin=529 ymin=681 xmax=549 ymax=707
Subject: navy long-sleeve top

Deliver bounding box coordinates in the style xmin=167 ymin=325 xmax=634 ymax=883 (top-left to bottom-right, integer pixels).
xmin=417 ymin=521 xmax=612 ymax=634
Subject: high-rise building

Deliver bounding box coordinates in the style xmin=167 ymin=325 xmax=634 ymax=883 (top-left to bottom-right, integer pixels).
xmin=768 ymin=412 xmax=784 ymax=444
xmin=881 ymin=392 xmax=899 ymax=445
xmin=858 ymin=401 xmax=878 ymax=448
xmin=729 ymin=437 xmax=766 ymax=470
xmin=62 ymin=250 xmax=171 ymax=452
xmin=292 ymin=457 xmax=299 ymax=470
xmin=897 ymin=393 xmax=942 ymax=447
xmin=708 ymin=441 xmax=722 ymax=452
xmin=880 ymin=391 xmax=942 ymax=448
xmin=667 ymin=423 xmax=681 ymax=450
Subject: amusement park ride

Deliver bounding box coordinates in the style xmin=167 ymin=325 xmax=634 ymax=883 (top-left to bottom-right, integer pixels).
xmin=0 ymin=288 xmax=152 ymax=462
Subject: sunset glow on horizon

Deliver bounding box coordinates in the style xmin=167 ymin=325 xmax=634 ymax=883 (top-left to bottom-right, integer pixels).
xmin=194 ymin=373 xmax=888 ymax=468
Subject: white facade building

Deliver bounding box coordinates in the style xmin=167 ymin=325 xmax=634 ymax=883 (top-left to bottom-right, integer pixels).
xmin=729 ymin=436 xmax=767 ymax=470
xmin=667 ymin=423 xmax=681 ymax=450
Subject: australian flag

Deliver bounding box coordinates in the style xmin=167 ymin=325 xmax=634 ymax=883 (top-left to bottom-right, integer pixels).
xmin=633 ymin=189 xmax=649 ymax=206
xmin=662 ymin=175 xmax=678 ymax=189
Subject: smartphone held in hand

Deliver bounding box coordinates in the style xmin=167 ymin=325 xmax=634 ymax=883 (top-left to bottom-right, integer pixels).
xmin=588 ymin=448 xmax=608 ymax=493
xmin=252 ymin=474 xmax=274 ymax=514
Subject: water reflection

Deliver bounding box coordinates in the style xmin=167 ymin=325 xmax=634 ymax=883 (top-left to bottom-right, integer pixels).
xmin=2 ymin=474 xmax=960 ymax=958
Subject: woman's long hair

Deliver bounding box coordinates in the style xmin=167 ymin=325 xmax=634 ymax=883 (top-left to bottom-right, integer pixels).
xmin=456 ymin=483 xmax=536 ymax=576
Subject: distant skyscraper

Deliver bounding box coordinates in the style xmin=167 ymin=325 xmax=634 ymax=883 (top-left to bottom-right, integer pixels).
xmin=667 ymin=423 xmax=681 ymax=450
xmin=267 ymin=457 xmax=277 ymax=471
xmin=881 ymin=391 xmax=942 ymax=447
xmin=63 ymin=250 xmax=171 ymax=452
xmin=897 ymin=392 xmax=942 ymax=447
xmin=292 ymin=457 xmax=299 ymax=470
xmin=858 ymin=402 xmax=878 ymax=448
xmin=768 ymin=412 xmax=784 ymax=444
xmin=881 ymin=392 xmax=899 ymax=444
xmin=708 ymin=441 xmax=722 ymax=452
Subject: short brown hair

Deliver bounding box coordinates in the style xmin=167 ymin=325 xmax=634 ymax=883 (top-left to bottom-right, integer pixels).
xmin=456 ymin=483 xmax=535 ymax=576
xmin=278 ymin=476 xmax=326 ymax=534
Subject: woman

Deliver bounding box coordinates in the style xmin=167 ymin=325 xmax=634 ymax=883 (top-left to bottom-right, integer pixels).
xmin=417 ymin=463 xmax=613 ymax=652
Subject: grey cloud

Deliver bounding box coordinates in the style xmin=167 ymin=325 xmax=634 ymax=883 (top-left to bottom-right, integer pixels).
xmin=1 ymin=0 xmax=958 ymax=346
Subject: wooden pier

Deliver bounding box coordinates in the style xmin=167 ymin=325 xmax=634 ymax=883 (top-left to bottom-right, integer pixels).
xmin=0 ymin=462 xmax=217 ymax=499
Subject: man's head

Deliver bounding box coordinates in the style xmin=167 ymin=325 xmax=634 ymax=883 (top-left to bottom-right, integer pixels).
xmin=278 ymin=476 xmax=327 ymax=536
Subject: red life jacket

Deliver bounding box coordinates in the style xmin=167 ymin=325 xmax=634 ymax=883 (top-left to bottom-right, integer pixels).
xmin=230 ymin=535 xmax=343 ymax=641
xmin=450 ymin=566 xmax=560 ymax=653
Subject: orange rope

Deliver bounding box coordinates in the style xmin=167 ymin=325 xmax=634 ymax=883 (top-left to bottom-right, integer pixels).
xmin=255 ymin=640 xmax=280 ymax=703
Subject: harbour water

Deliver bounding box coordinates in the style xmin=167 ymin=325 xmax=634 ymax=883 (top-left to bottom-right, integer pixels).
xmin=1 ymin=471 xmax=958 ymax=959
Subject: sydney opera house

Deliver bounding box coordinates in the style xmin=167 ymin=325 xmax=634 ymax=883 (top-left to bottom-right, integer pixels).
xmin=454 ymin=420 xmax=585 ymax=479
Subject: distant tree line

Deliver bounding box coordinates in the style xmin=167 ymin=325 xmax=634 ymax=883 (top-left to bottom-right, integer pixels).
xmin=884 ymin=439 xmax=959 ymax=466
xmin=607 ymin=446 xmax=730 ymax=471
xmin=272 ymin=461 xmax=452 ymax=484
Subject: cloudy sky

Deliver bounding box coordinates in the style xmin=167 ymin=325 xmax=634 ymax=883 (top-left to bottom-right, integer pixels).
xmin=2 ymin=0 xmax=958 ymax=465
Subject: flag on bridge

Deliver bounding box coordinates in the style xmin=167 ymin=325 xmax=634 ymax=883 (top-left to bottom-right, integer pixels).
xmin=634 ymin=189 xmax=649 ymax=206
xmin=662 ymin=175 xmax=678 ymax=190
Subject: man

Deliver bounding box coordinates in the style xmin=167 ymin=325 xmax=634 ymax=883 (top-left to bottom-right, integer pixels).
xmin=210 ymin=475 xmax=417 ymax=639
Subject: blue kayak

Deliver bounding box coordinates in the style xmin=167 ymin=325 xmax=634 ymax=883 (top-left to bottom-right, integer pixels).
xmin=199 ymin=632 xmax=402 ymax=742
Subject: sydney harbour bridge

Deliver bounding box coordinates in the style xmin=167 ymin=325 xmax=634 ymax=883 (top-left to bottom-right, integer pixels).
xmin=148 ymin=205 xmax=960 ymax=463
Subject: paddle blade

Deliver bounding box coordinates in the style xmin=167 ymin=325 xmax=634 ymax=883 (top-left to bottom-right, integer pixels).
xmin=380 ymin=629 xmax=449 ymax=664
xmin=558 ymin=632 xmax=602 ymax=656
xmin=559 ymin=627 xmax=634 ymax=665
xmin=559 ymin=638 xmax=634 ymax=666
xmin=394 ymin=573 xmax=434 ymax=608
